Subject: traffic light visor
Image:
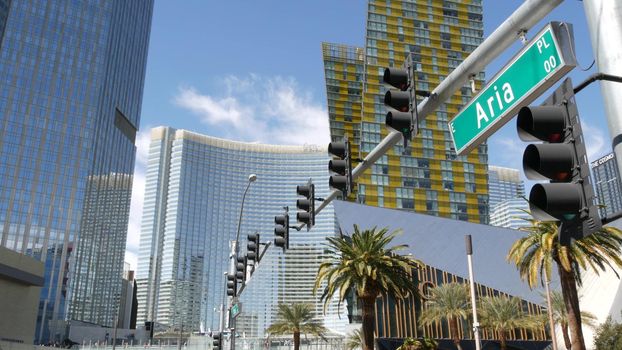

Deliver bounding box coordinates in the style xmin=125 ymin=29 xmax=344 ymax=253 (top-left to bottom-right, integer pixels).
xmin=523 ymin=144 xmax=574 ymax=181
xmin=328 ymin=142 xmax=346 ymax=158
xmin=329 ymin=175 xmax=347 ymax=191
xmin=296 ymin=199 xmax=311 ymax=211
xmin=383 ymin=68 xmax=409 ymax=91
xmin=275 ymin=215 xmax=287 ymax=226
xmin=297 ymin=185 xmax=311 ymax=197
xmin=328 ymin=159 xmax=347 ymax=175
xmin=529 ymin=183 xmax=582 ymax=221
xmin=384 ymin=90 xmax=410 ymax=112
xmin=517 ymin=106 xmax=566 ymax=142
xmin=386 ymin=111 xmax=412 ymax=133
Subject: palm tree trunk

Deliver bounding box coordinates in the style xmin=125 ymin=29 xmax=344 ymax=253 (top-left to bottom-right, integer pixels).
xmin=449 ymin=317 xmax=463 ymax=350
xmin=293 ymin=331 xmax=300 ymax=350
xmin=557 ymin=263 xmax=585 ymax=350
xmin=500 ymin=332 xmax=507 ymax=350
xmin=561 ymin=322 xmax=571 ymax=350
xmin=361 ymin=296 xmax=376 ymax=350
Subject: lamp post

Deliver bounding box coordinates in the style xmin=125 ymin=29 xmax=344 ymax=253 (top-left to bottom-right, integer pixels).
xmin=229 ymin=174 xmax=257 ymax=350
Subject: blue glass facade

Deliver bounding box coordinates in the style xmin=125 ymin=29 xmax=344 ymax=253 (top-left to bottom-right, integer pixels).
xmin=0 ymin=0 xmax=153 ymax=342
xmin=137 ymin=127 xmax=347 ymax=334
xmin=0 ymin=0 xmax=10 ymax=45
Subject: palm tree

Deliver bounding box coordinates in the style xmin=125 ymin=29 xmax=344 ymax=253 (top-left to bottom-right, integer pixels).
xmin=507 ymin=219 xmax=622 ymax=350
xmin=397 ymin=338 xmax=424 ymax=350
xmin=265 ymin=303 xmax=327 ymax=350
xmin=478 ymin=295 xmax=542 ymax=350
xmin=314 ymin=225 xmax=422 ymax=350
xmin=418 ymin=283 xmax=470 ymax=350
xmin=545 ymin=290 xmax=598 ymax=350
xmin=345 ymin=328 xmax=363 ymax=350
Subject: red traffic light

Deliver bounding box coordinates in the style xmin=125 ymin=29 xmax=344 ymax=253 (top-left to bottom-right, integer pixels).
xmin=383 ymin=68 xmax=409 ymax=91
xmin=517 ymin=106 xmax=566 ymax=142
xmin=523 ymin=144 xmax=574 ymax=181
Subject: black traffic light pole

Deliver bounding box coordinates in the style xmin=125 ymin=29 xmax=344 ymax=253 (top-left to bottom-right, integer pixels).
xmin=572 ymin=73 xmax=622 ymax=95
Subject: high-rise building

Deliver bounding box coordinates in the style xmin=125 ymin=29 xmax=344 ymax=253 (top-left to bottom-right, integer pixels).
xmin=488 ymin=165 xmax=525 ymax=209
xmin=0 ymin=0 xmax=10 ymax=44
xmin=322 ymin=0 xmax=489 ymax=224
xmin=489 ymin=198 xmax=531 ymax=230
xmin=0 ymin=0 xmax=153 ymax=342
xmin=136 ymin=127 xmax=346 ymax=334
xmin=118 ymin=263 xmax=138 ymax=330
xmin=591 ymin=152 xmax=622 ymax=218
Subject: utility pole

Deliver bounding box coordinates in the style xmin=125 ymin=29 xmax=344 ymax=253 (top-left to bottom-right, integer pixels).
xmin=584 ymin=0 xmax=622 ymax=180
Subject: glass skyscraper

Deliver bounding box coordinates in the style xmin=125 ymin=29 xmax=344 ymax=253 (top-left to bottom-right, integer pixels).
xmin=488 ymin=165 xmax=525 ymax=210
xmin=489 ymin=198 xmax=531 ymax=229
xmin=591 ymin=152 xmax=622 ymax=218
xmin=0 ymin=0 xmax=153 ymax=342
xmin=323 ymin=0 xmax=489 ymax=223
xmin=136 ymin=127 xmax=347 ymax=335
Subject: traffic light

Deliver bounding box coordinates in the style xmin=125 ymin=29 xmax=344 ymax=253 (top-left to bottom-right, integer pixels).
xmin=212 ymin=332 xmax=222 ymax=350
xmin=517 ymin=78 xmax=601 ymax=242
xmin=226 ymin=274 xmax=236 ymax=297
xmin=328 ymin=139 xmax=353 ymax=197
xmin=383 ymin=54 xmax=424 ymax=148
xmin=274 ymin=211 xmax=289 ymax=252
xmin=296 ymin=179 xmax=315 ymax=231
xmin=247 ymin=233 xmax=260 ymax=263
xmin=235 ymin=255 xmax=247 ymax=283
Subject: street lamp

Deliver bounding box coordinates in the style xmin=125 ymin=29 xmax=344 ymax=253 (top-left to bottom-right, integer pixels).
xmin=228 ymin=174 xmax=257 ymax=350
xmin=236 ymin=174 xmax=257 ymax=243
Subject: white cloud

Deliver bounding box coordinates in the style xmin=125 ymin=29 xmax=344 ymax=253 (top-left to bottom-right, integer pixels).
xmin=582 ymin=121 xmax=607 ymax=161
xmin=490 ymin=136 xmax=525 ymax=170
xmin=124 ymin=128 xmax=151 ymax=271
xmin=174 ymin=75 xmax=330 ymax=145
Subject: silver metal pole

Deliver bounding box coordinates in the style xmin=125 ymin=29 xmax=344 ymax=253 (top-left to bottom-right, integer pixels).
xmin=313 ymin=0 xmax=563 ymax=217
xmin=465 ymin=235 xmax=481 ymax=350
xmin=227 ymin=240 xmax=237 ymax=350
xmin=583 ymin=0 xmax=622 ymax=178
xmin=220 ymin=272 xmax=227 ymax=333
xmin=230 ymin=174 xmax=256 ymax=350
xmin=544 ymin=275 xmax=559 ymax=350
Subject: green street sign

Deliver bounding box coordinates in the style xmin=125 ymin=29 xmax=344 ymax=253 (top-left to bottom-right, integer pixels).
xmin=449 ymin=22 xmax=576 ymax=155
xmin=231 ymin=303 xmax=242 ymax=319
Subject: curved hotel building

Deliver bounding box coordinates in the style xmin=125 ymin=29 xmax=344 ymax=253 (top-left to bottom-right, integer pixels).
xmin=136 ymin=127 xmax=347 ymax=335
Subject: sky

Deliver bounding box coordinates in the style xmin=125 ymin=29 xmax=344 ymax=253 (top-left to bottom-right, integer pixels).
xmin=125 ymin=0 xmax=613 ymax=268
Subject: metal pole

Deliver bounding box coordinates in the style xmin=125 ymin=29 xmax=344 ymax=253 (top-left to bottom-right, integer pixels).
xmin=311 ymin=0 xmax=564 ymax=219
xmin=465 ymin=235 xmax=481 ymax=350
xmin=583 ymin=0 xmax=622 ymax=184
xmin=544 ymin=275 xmax=559 ymax=350
xmin=220 ymin=272 xmax=227 ymax=333
xmin=230 ymin=174 xmax=256 ymax=350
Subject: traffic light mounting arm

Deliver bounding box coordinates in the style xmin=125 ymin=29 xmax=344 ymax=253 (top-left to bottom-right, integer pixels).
xmin=295 ymin=0 xmax=562 ymax=232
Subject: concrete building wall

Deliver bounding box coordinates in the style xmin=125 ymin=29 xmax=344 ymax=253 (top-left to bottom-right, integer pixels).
xmin=0 ymin=246 xmax=44 ymax=344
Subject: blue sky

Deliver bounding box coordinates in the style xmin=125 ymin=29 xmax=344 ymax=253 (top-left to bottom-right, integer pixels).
xmin=126 ymin=0 xmax=612 ymax=267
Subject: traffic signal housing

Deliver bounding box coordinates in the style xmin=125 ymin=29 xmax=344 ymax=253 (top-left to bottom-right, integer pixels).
xmin=274 ymin=212 xmax=289 ymax=252
xmin=247 ymin=233 xmax=260 ymax=263
xmin=226 ymin=274 xmax=236 ymax=297
xmin=383 ymin=54 xmax=424 ymax=148
xmin=235 ymin=255 xmax=247 ymax=283
xmin=328 ymin=139 xmax=353 ymax=197
xmin=296 ymin=179 xmax=315 ymax=231
xmin=212 ymin=332 xmax=222 ymax=350
xmin=517 ymin=78 xmax=601 ymax=242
